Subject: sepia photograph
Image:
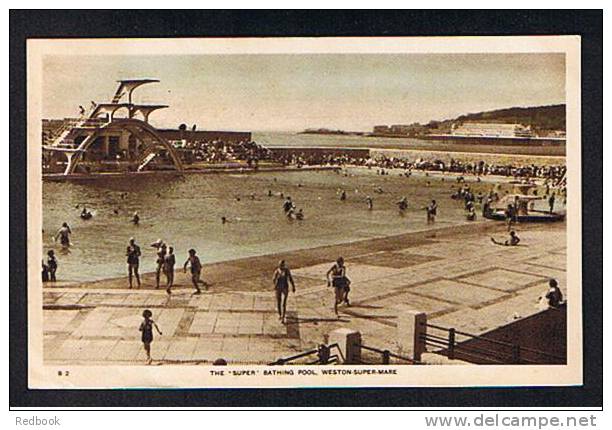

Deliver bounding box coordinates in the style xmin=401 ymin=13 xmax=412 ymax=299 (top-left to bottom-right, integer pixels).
xmin=26 ymin=35 xmax=582 ymax=389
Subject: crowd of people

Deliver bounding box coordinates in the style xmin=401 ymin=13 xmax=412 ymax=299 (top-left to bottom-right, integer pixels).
xmin=260 ymin=149 xmax=566 ymax=185
xmin=176 ymin=139 xmax=271 ymax=167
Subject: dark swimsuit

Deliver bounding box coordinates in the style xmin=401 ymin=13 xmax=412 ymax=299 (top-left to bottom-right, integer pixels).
xmin=275 ymin=268 xmax=290 ymax=293
xmin=140 ymin=319 xmax=154 ymax=344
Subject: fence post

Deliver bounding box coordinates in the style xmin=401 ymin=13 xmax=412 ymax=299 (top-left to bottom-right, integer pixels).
xmin=448 ymin=328 xmax=456 ymax=360
xmin=396 ymin=307 xmax=427 ymax=362
xmin=329 ymin=328 xmax=362 ymax=364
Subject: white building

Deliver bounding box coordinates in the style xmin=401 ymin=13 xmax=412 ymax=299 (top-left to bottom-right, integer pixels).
xmin=451 ymin=122 xmax=534 ymax=138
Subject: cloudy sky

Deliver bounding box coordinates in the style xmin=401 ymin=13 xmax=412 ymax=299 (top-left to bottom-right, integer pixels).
xmin=42 ymin=53 xmax=565 ymax=132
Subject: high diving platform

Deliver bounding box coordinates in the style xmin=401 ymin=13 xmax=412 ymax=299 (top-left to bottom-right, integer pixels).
xmin=43 ymin=79 xmax=183 ymax=176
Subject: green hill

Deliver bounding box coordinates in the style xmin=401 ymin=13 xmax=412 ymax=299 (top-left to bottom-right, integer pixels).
xmin=427 ymin=104 xmax=566 ymax=133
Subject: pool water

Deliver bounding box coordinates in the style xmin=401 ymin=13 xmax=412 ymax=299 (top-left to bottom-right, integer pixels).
xmin=42 ymin=168 xmax=531 ymax=282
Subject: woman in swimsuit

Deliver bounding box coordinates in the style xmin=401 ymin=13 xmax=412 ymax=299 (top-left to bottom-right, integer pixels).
xmin=273 ymin=260 xmax=296 ymax=324
xmin=326 ymin=257 xmax=351 ymax=317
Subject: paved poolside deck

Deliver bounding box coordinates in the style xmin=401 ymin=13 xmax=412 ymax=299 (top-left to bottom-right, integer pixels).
xmin=42 ymin=221 xmax=567 ymax=365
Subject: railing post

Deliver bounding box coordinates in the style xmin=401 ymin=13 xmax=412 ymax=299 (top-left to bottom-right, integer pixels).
xmin=329 ymin=328 xmax=361 ymax=364
xmin=512 ymin=345 xmax=521 ymax=364
xmin=317 ymin=344 xmax=330 ymax=364
xmin=382 ymin=350 xmax=391 ymax=365
xmin=396 ymin=307 xmax=427 ymax=362
xmin=448 ymin=328 xmax=456 ymax=360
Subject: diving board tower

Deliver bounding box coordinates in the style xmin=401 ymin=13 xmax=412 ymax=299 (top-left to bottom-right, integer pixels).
xmin=42 ymin=79 xmax=184 ymax=175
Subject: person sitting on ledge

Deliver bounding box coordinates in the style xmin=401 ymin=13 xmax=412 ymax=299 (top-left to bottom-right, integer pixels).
xmin=545 ymin=279 xmax=564 ymax=308
xmin=490 ymin=230 xmax=520 ymax=246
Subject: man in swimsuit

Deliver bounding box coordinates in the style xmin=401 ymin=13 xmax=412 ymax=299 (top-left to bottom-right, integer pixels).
xmin=126 ymin=237 xmax=141 ymax=288
xmin=163 ymin=246 xmax=176 ymax=294
xmin=272 ymin=260 xmax=296 ymax=324
xmin=54 ymin=222 xmax=72 ymax=248
xmin=326 ymin=257 xmax=350 ymax=317
xmin=132 ymin=211 xmax=140 ymax=225
xmin=154 ymin=243 xmax=167 ymax=289
xmin=366 ymin=195 xmax=373 ymax=210
xmin=183 ymin=248 xmax=204 ymax=294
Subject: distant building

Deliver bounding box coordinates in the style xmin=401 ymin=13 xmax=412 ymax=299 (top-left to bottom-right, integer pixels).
xmin=389 ymin=125 xmax=412 ymax=135
xmin=373 ymin=125 xmax=390 ymax=134
xmin=451 ymin=122 xmax=534 ymax=138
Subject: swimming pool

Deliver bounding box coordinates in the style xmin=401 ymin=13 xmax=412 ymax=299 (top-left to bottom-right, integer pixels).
xmin=42 ymin=168 xmax=523 ymax=282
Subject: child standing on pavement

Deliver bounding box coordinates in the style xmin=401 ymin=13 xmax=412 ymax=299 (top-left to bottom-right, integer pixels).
xmin=139 ymin=309 xmax=162 ymax=365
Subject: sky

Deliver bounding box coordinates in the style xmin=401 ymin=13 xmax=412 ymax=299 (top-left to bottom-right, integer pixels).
xmin=42 ymin=53 xmax=566 ymax=132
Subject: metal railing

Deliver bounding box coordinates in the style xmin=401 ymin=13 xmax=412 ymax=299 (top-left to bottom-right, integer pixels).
xmin=360 ymin=344 xmax=419 ymax=365
xmin=268 ymin=343 xmax=341 ymax=365
xmin=422 ymin=322 xmax=565 ymax=364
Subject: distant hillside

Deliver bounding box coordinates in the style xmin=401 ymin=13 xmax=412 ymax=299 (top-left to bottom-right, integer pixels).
xmin=427 ymin=104 xmax=566 ymax=133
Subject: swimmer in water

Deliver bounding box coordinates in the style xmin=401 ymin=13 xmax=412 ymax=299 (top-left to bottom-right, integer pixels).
xmin=366 ymin=196 xmax=373 ymax=210
xmin=295 ymin=209 xmax=304 ymax=220
xmin=397 ymin=197 xmax=408 ymax=212
xmin=340 ymin=190 xmax=347 ymax=201
xmin=221 ymin=216 xmax=227 ymax=224
xmin=46 ymin=250 xmax=58 ymax=282
xmin=132 ymin=211 xmax=140 ymax=225
xmin=425 ymin=200 xmax=437 ymax=224
xmin=54 ymin=223 xmax=72 ymax=248
xmin=283 ymin=196 xmax=294 ymax=214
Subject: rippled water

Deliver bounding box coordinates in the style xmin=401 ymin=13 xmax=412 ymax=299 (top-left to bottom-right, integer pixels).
xmin=42 ymin=167 xmax=508 ymax=282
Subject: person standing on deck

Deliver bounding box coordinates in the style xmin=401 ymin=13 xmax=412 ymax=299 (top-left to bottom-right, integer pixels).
xmin=326 ymin=257 xmax=351 ymax=317
xmin=548 ymin=193 xmax=556 ymax=213
xmin=183 ymin=248 xmax=205 ymax=294
xmin=154 ymin=243 xmax=167 ymax=289
xmin=273 ymin=260 xmax=296 ymax=324
xmin=163 ymin=246 xmax=176 ymax=294
xmin=126 ymin=237 xmax=141 ymax=289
